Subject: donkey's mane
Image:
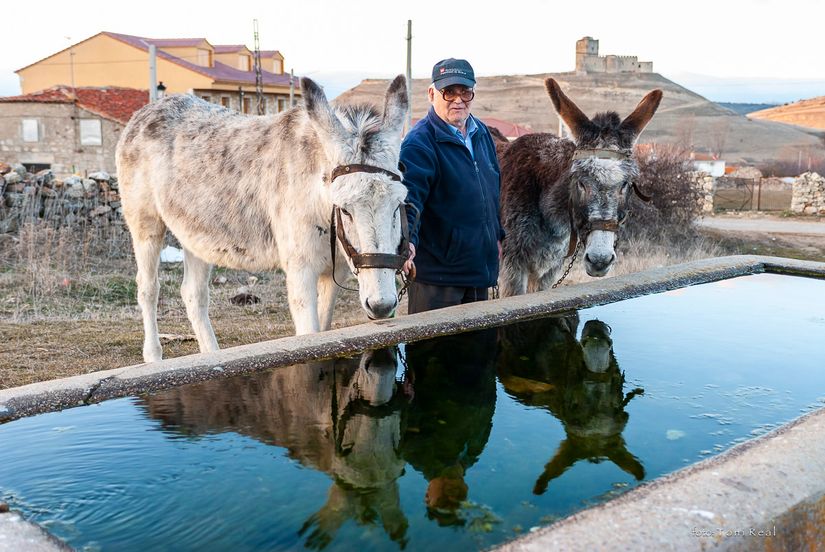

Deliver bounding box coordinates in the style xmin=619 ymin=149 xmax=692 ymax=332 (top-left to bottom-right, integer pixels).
xmin=578 ymin=112 xmax=636 ymax=149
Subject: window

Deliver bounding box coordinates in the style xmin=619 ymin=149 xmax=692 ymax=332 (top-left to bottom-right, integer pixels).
xmin=220 ymin=96 xmax=230 ymax=108
xmin=22 ymin=119 xmax=39 ymax=142
xmin=273 ymin=59 xmax=283 ymax=74
xmin=197 ymin=49 xmax=212 ymax=67
xmin=79 ymin=119 xmax=102 ymax=146
xmin=238 ymin=55 xmax=251 ymax=71
xmin=201 ymin=95 xmax=210 ymax=103
xmin=242 ymin=97 xmax=251 ymax=114
xmin=277 ymin=98 xmax=287 ymax=112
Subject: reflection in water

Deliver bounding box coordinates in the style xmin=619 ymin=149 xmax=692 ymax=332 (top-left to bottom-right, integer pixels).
xmin=497 ymin=315 xmax=645 ymax=495
xmin=144 ymin=348 xmax=410 ymax=549
xmin=401 ymin=330 xmax=498 ymax=527
xmin=143 ymin=317 xmax=641 ymax=546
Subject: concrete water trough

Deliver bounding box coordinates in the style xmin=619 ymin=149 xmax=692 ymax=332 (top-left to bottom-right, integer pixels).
xmin=2 ymin=255 xmax=824 ymax=551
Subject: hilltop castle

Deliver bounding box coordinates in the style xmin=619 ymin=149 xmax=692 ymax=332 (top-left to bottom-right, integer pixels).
xmin=575 ymin=37 xmax=653 ymax=74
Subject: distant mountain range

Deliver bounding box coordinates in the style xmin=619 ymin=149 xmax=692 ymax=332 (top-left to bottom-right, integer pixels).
xmin=337 ymin=72 xmax=824 ymax=164
xmin=718 ymin=103 xmax=778 ymax=116
xmin=665 ymin=73 xmax=825 ymax=105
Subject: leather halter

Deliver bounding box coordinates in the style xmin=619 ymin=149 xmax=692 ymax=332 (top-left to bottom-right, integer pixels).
xmin=564 ymin=149 xmax=652 ymax=257
xmin=330 ymin=164 xmax=401 ymax=183
xmin=327 ymin=164 xmax=419 ymax=293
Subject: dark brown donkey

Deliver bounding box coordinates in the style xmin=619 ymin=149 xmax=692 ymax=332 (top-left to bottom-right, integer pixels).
xmin=498 ymin=79 xmax=662 ymax=296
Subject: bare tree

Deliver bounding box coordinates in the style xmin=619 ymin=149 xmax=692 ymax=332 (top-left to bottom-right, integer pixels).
xmin=709 ymin=118 xmax=731 ymax=160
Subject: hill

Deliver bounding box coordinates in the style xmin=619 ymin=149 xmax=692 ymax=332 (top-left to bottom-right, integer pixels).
xmin=748 ymin=96 xmax=825 ymax=131
xmin=336 ymin=72 xmax=823 ymax=164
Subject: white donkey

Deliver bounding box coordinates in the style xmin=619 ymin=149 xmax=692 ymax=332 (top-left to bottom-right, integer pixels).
xmin=117 ymin=76 xmax=410 ymax=362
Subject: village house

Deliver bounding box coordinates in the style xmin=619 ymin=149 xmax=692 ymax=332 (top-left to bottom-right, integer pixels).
xmin=16 ymin=32 xmax=298 ymax=113
xmin=1 ymin=32 xmax=300 ymax=176
xmin=0 ymin=86 xmax=148 ymax=176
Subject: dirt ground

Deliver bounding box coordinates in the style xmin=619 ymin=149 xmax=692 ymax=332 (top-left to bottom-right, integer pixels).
xmin=696 ymin=212 xmax=825 ymax=263
xmin=1 ymin=213 xmax=823 ymax=390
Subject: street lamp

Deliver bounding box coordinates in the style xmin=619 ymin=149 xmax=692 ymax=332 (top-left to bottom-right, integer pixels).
xmin=156 ymin=81 xmax=167 ymax=99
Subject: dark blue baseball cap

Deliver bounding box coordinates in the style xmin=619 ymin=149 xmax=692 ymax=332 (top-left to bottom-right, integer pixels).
xmin=431 ymin=58 xmax=476 ymax=90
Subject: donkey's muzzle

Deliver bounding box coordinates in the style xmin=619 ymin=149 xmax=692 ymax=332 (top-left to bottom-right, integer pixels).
xmin=365 ymin=297 xmax=398 ymax=320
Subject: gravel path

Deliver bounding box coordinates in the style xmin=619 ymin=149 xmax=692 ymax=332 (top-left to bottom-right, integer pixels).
xmin=697 ymin=216 xmax=825 ymax=235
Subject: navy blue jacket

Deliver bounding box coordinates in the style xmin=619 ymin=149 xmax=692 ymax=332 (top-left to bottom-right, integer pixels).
xmin=399 ymin=108 xmax=503 ymax=288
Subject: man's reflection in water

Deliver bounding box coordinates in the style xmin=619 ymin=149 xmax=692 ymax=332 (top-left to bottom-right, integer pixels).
xmin=400 ymin=329 xmax=497 ymax=526
xmin=143 ymin=348 xmax=410 ymax=550
xmin=497 ymin=315 xmax=644 ymax=495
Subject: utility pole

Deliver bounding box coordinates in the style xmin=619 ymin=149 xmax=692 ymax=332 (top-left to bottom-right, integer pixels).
xmin=289 ymin=68 xmax=295 ymax=107
xmin=405 ymin=20 xmax=412 ymax=132
xmin=149 ymin=44 xmax=158 ymax=101
xmin=253 ymin=19 xmax=265 ymax=115
xmin=67 ymin=36 xmax=80 ymax=155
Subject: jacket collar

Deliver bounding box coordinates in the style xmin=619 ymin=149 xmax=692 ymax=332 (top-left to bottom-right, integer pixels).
xmin=426 ymin=107 xmax=477 ymax=144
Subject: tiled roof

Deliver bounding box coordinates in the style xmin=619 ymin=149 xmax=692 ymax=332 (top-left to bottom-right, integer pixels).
xmin=259 ymin=50 xmax=283 ymax=58
xmin=147 ymin=38 xmax=209 ymax=47
xmin=0 ymin=86 xmax=149 ymax=124
xmin=482 ymin=117 xmax=533 ymax=137
xmin=104 ymin=32 xmax=293 ymax=87
xmin=214 ymin=45 xmax=248 ymax=53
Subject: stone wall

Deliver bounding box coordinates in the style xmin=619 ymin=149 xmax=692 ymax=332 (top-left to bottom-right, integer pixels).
xmin=0 ymin=162 xmax=124 ymax=234
xmin=691 ymin=172 xmax=715 ymax=214
xmin=791 ymin=172 xmax=825 ymax=214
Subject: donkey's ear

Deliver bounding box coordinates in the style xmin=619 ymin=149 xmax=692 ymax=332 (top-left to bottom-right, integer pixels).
xmin=382 ymin=75 xmax=409 ymax=136
xmin=620 ymin=89 xmax=663 ymax=138
xmin=301 ymin=77 xmax=348 ymax=143
xmin=545 ymin=78 xmax=591 ymax=141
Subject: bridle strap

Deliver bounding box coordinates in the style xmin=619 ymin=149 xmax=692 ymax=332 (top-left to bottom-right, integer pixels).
xmin=571 ymin=148 xmax=630 ymax=162
xmin=330 ymin=164 xmax=402 ymax=183
xmin=571 ymin=149 xmax=653 ymax=202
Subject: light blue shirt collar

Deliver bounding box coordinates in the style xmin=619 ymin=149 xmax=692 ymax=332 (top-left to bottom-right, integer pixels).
xmin=449 ymin=116 xmax=478 ymax=159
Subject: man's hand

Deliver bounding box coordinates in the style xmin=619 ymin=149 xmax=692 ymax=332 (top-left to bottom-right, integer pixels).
xmin=403 ymin=243 xmax=416 ymax=276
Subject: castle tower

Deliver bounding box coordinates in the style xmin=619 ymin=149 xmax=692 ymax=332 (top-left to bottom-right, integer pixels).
xmin=575 ymin=36 xmax=599 ymax=73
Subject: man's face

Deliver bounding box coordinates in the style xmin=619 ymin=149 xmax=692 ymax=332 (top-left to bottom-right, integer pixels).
xmin=429 ymin=84 xmax=474 ymax=130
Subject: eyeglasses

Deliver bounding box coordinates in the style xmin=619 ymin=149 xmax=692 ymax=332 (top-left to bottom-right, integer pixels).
xmin=439 ymin=86 xmax=475 ymax=103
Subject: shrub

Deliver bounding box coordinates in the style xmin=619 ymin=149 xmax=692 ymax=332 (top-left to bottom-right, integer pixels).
xmin=623 ymin=145 xmax=703 ymax=246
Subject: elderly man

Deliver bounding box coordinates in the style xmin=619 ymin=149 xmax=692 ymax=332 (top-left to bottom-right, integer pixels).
xmin=400 ymin=58 xmax=504 ymax=314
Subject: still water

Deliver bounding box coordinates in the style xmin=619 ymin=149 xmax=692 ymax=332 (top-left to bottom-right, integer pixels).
xmin=1 ymin=274 xmax=824 ymax=551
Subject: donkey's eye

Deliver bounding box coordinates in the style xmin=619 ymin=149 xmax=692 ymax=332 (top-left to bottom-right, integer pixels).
xmin=340 ymin=208 xmax=353 ymax=219
xmin=577 ymin=181 xmax=588 ymax=194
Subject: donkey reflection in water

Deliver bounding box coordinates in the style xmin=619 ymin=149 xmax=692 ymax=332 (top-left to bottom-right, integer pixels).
xmin=117 ymin=76 xmax=410 ymax=362
xmin=498 ymin=79 xmax=663 ymax=296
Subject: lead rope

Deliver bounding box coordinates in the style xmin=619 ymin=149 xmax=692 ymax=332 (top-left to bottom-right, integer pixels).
xmin=551 ymin=240 xmax=582 ymax=289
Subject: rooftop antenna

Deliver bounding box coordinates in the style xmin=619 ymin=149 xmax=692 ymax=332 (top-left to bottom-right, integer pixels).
xmin=253 ymin=19 xmax=265 ymax=115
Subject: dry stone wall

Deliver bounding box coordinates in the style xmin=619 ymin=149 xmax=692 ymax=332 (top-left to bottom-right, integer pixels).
xmin=791 ymin=172 xmax=825 ymax=215
xmin=691 ymin=172 xmax=715 ymax=214
xmin=0 ymin=161 xmax=124 ymax=234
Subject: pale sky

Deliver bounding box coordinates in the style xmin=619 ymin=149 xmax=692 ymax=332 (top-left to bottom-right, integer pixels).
xmin=2 ymin=0 xmax=824 ymax=103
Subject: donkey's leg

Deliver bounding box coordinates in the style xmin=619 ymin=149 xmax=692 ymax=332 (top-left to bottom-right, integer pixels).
xmin=317 ymin=271 xmax=340 ymax=332
xmin=499 ymin=258 xmax=528 ymax=297
xmin=131 ymin=225 xmax=165 ymax=363
xmin=286 ymin=265 xmax=321 ymax=334
xmin=181 ymin=248 xmax=219 ymax=353
xmin=535 ymin=262 xmax=565 ymax=292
